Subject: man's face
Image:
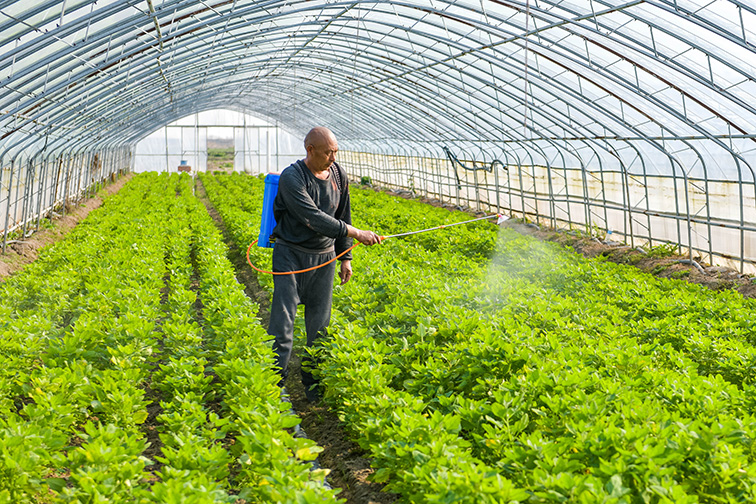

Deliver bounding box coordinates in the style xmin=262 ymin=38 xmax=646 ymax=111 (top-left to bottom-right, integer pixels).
xmin=309 ymin=135 xmax=338 ymax=172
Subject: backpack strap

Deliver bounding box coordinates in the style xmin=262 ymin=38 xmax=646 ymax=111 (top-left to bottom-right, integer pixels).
xmin=295 ymin=160 xmax=345 ymax=192
xmin=331 ymin=162 xmax=345 ymax=192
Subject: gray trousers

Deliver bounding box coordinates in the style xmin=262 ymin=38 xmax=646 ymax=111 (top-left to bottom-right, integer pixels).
xmin=268 ymin=242 xmax=336 ymax=389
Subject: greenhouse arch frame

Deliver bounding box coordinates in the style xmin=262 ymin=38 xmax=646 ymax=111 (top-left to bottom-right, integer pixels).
xmin=1 ymin=0 xmax=755 ymax=270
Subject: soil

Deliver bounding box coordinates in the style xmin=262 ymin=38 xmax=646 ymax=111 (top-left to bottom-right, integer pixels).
xmin=141 ymin=381 xmax=165 ymax=480
xmin=0 ymin=173 xmax=133 ymax=281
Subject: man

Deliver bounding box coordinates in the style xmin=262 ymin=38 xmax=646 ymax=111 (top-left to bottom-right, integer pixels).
xmin=268 ymin=126 xmax=381 ymax=402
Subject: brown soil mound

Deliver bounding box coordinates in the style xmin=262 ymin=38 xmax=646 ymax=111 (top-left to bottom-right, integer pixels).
xmin=0 ymin=174 xmax=133 ymax=281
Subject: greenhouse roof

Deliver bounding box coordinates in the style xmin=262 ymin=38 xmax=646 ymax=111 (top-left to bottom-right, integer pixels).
xmin=1 ymin=0 xmax=755 ymax=178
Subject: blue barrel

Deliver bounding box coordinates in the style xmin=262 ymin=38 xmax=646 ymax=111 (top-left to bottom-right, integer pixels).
xmin=258 ymin=173 xmax=280 ymax=248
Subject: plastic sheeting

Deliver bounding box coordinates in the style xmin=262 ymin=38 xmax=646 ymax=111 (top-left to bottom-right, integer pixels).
xmin=1 ymin=0 xmax=753 ymax=170
xmin=1 ymin=0 xmax=755 ymax=267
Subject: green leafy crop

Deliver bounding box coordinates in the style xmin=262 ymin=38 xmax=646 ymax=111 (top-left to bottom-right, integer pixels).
xmin=0 ymin=173 xmax=341 ymax=503
xmin=177 ymin=172 xmax=756 ymax=503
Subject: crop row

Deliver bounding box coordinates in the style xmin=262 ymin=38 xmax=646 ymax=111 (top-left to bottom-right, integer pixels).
xmin=204 ymin=172 xmax=756 ymax=503
xmin=334 ymin=187 xmax=756 ymax=502
xmin=0 ymin=173 xmax=339 ymax=503
xmin=1 ymin=174 xmax=171 ymax=501
xmin=196 ymin=172 xmax=272 ymax=291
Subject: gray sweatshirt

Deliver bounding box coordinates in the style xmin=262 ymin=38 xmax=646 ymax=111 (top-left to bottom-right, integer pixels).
xmin=270 ymin=160 xmax=353 ymax=260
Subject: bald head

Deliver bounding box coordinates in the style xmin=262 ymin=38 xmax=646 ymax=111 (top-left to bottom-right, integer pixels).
xmin=303 ymin=126 xmax=339 ymax=174
xmin=304 ymin=127 xmax=337 ymax=150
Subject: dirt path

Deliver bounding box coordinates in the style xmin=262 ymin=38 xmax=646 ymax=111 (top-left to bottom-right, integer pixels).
xmin=194 ymin=178 xmax=397 ymax=504
xmin=0 ymin=173 xmax=133 ymax=281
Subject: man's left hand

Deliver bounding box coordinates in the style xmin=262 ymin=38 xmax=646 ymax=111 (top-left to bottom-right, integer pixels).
xmin=339 ymin=260 xmax=353 ymax=285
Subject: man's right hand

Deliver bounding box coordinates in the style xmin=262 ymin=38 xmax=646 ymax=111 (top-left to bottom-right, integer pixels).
xmin=347 ymin=225 xmax=382 ymax=246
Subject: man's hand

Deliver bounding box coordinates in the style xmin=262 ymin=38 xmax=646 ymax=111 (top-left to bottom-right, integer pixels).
xmin=340 ymin=226 xmax=381 ymax=285
xmin=339 ymin=260 xmax=353 ymax=285
xmin=347 ymin=225 xmax=382 ymax=246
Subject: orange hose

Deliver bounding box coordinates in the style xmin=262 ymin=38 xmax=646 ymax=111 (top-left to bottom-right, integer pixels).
xmin=246 ymin=239 xmax=363 ymax=275
xmin=246 ymin=213 xmax=499 ymax=276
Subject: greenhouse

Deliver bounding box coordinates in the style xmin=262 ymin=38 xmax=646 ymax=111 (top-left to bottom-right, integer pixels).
xmin=1 ymin=1 xmax=755 ymax=503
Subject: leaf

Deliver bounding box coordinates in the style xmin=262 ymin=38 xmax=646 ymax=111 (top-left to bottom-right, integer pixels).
xmin=46 ymin=478 xmax=66 ymax=492
xmin=295 ymin=445 xmax=321 ymax=461
xmin=371 ymin=467 xmax=392 ymax=483
xmin=132 ymin=410 xmax=148 ymax=424
xmin=605 ymin=474 xmax=630 ymax=498
xmin=443 ymin=414 xmax=461 ymax=434
xmin=280 ymin=416 xmax=300 ymax=429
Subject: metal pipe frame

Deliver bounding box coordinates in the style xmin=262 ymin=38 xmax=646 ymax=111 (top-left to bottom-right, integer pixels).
xmin=4 ymin=1 xmax=752 ymax=150
xmin=1 ymin=0 xmax=754 ymax=269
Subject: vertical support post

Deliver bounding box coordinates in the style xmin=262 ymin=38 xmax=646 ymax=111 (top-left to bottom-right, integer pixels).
xmin=579 ymin=158 xmax=593 ymax=236
xmin=596 ymin=155 xmax=609 ymax=234
xmin=2 ymin=159 xmax=16 ymax=253
xmin=494 ymin=160 xmax=501 ymax=215
xmin=0 ymin=155 xmax=5 ymax=246
xmin=50 ymin=157 xmax=61 ymax=221
xmin=473 ymin=161 xmax=480 ymax=211
xmin=21 ymin=156 xmax=33 ymax=236
xmin=84 ymin=151 xmax=94 ymax=200
xmin=36 ymin=154 xmax=51 ymax=232
xmin=517 ymin=163 xmax=526 ymax=222
xmin=257 ymin=127 xmax=261 ymax=174
xmin=165 ymin=126 xmax=170 ymax=173
xmin=276 ymin=122 xmax=280 ymax=173
xmin=611 ymin=147 xmax=636 ymax=248
xmin=62 ymin=154 xmax=73 ymax=217
xmin=560 ymin=155 xmax=573 ymax=231
xmin=76 ymin=151 xmax=83 ymax=201
xmin=11 ymin=155 xmax=24 ymax=235
xmin=639 ymin=155 xmax=652 ymax=247
xmin=266 ymin=128 xmax=271 ymax=173
xmin=669 ymin=157 xmax=683 ymax=255
xmin=435 ymin=156 xmax=443 ymax=204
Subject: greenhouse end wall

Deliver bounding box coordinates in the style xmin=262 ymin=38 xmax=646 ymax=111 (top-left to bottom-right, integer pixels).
xmin=340 ymin=150 xmax=756 ymax=275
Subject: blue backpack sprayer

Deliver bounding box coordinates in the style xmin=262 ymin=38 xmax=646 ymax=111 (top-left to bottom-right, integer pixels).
xmin=247 ymin=172 xmax=508 ymax=275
